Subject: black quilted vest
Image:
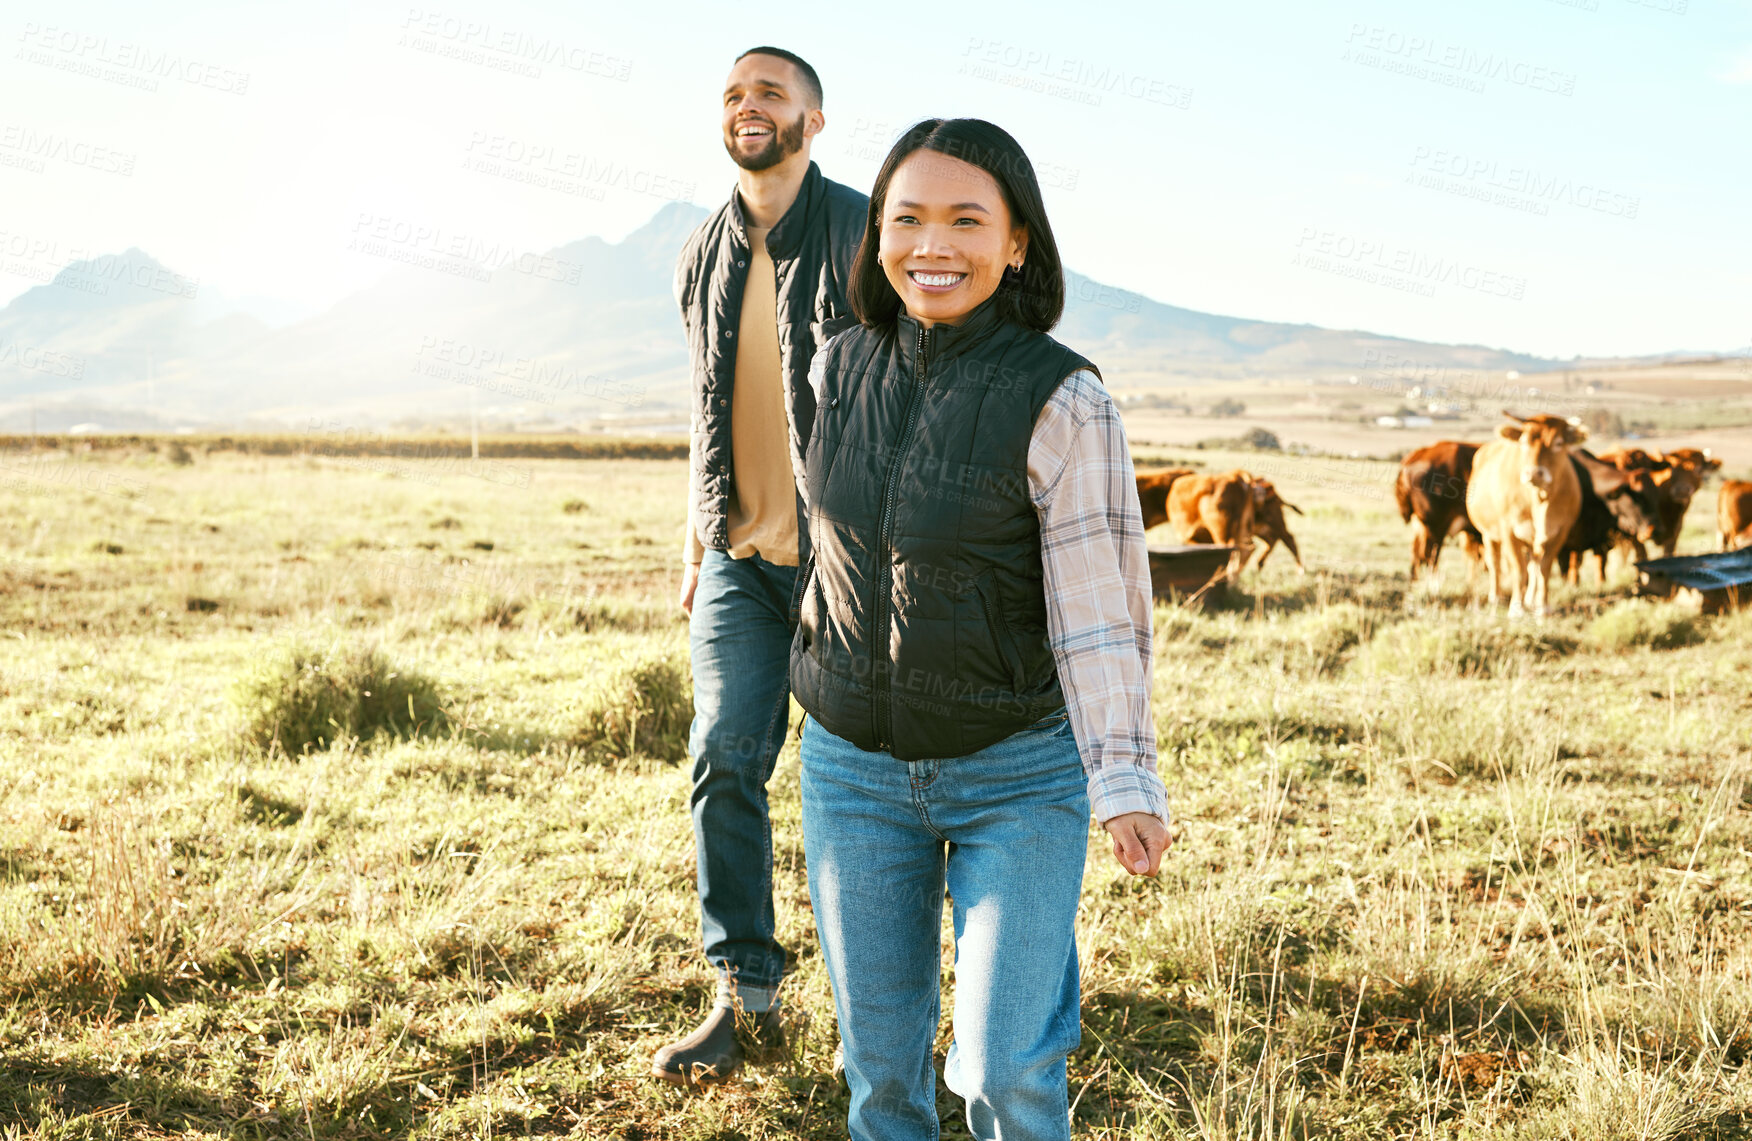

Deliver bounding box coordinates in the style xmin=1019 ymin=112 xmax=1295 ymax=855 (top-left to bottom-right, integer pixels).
xmin=675 ymin=161 xmax=867 ymax=559
xmin=789 ymin=297 xmax=1098 ymax=760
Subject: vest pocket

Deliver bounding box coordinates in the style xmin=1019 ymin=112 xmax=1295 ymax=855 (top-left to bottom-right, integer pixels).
xmin=975 ymin=571 xmax=1028 ymax=693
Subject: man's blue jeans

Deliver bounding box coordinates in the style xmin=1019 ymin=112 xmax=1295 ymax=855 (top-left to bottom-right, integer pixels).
xmin=687 ymin=548 xmax=798 ymax=1005
xmin=800 ymin=710 xmax=1089 ymax=1141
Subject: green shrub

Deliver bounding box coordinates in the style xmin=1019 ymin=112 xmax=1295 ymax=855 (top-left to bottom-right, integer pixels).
xmin=1588 ymin=600 xmax=1704 ymax=652
xmin=1241 ymin=426 xmax=1282 ymax=451
xmin=566 ymin=644 xmax=692 ymax=762
xmin=232 ymin=641 xmax=448 ymax=756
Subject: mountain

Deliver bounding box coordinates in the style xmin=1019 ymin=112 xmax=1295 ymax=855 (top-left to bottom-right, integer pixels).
xmin=0 ymin=202 xmax=1655 ymax=433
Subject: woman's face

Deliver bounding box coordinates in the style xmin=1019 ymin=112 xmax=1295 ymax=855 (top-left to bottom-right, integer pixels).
xmin=877 ymin=151 xmax=1028 ymax=328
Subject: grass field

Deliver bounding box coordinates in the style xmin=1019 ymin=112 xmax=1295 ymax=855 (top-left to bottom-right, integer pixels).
xmin=1 ymin=440 xmax=1749 ymax=1140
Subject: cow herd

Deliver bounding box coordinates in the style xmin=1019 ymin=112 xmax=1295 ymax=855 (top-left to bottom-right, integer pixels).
xmin=1136 ymin=467 xmax=1305 ymax=581
xmin=1136 ymin=411 xmax=1744 ymax=618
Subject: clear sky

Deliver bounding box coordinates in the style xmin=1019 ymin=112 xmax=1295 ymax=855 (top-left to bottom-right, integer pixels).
xmin=3 ymin=0 xmax=1748 ymax=359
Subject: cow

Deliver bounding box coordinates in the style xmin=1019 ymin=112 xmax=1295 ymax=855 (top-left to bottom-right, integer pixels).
xmin=1135 ymin=468 xmax=1196 ymax=531
xmin=1599 ymin=446 xmax=1720 ymax=558
xmin=1664 ymin=447 xmax=1721 ymax=479
xmin=1395 ymin=441 xmax=1483 ymax=588
xmin=1248 ymin=478 xmax=1305 ymax=574
xmin=1599 ymin=446 xmax=1664 ymax=473
xmin=1720 ymin=479 xmax=1752 ymax=551
xmin=1465 ymin=412 xmax=1587 ymax=618
xmin=1167 ymin=470 xmax=1256 ymax=580
xmin=1557 ymin=449 xmax=1660 ymax=586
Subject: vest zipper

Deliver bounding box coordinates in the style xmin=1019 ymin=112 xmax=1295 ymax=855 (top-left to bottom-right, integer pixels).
xmin=872 ymin=322 xmax=931 ymax=751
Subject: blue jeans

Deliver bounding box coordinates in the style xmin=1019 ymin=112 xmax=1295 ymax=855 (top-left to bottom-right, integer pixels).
xmin=687 ymin=549 xmax=799 ymax=1001
xmin=800 ymin=710 xmax=1089 ymax=1141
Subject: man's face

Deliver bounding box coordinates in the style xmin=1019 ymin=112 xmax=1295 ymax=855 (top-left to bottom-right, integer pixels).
xmin=722 ymin=54 xmax=815 ymax=172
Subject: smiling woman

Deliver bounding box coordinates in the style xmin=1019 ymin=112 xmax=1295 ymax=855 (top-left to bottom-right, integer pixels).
xmin=849 ymin=118 xmax=1066 ymax=331
xmin=791 ymin=118 xmax=1171 ymax=1141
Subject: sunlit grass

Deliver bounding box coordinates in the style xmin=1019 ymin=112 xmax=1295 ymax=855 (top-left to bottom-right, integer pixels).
xmin=0 ymin=446 xmax=1748 ymax=1139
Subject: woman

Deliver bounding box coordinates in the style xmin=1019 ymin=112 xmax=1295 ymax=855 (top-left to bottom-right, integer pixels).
xmin=788 ymin=118 xmax=1172 ymax=1141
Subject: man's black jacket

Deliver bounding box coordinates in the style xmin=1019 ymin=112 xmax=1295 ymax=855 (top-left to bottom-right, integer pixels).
xmin=674 ymin=160 xmax=868 ymax=566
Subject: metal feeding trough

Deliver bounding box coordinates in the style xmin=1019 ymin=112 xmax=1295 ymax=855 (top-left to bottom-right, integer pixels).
xmin=1637 ymin=548 xmax=1752 ymax=614
xmin=1146 ymin=544 xmax=1241 ymax=609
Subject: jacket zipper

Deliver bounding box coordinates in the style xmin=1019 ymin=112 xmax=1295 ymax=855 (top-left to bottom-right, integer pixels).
xmin=871 ymin=323 xmax=930 ymax=751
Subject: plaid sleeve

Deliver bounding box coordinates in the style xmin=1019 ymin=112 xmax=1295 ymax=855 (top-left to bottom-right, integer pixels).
xmin=1029 ymin=370 xmax=1170 ymax=827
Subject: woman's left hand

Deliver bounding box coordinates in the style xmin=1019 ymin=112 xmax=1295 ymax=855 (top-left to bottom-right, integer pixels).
xmin=1104 ymin=812 xmax=1171 ymax=876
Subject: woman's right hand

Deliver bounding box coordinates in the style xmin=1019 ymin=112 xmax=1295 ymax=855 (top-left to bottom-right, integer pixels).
xmin=1104 ymin=812 xmax=1171 ymax=876
xmin=679 ymin=562 xmax=701 ymax=615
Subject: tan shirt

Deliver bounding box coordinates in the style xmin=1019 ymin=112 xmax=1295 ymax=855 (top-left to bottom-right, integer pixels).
xmin=684 ymin=225 xmax=798 ymax=566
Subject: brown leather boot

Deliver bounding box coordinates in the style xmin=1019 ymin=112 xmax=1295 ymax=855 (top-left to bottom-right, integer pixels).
xmin=650 ymin=1004 xmax=787 ymax=1087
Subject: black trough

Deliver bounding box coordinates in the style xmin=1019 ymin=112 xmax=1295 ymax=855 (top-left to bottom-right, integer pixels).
xmin=1637 ymin=547 xmax=1752 ymax=614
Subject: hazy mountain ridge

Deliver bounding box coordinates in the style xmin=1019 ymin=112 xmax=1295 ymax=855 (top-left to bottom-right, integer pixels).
xmin=0 ymin=202 xmax=1691 ymax=433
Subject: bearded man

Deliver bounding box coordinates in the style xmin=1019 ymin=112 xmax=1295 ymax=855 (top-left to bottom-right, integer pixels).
xmin=655 ymin=46 xmax=866 ymax=1086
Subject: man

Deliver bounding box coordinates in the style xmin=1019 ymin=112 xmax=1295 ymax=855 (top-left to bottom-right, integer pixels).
xmin=656 ymin=46 xmax=866 ymax=1086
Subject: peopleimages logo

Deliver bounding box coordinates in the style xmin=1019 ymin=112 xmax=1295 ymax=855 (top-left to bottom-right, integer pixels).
xmin=1292 ymin=227 xmax=1528 ymax=302
xmin=14 ymin=22 xmax=250 ymax=94
xmin=0 ymin=337 xmax=85 ymax=378
xmin=347 ymin=213 xmax=583 ymax=286
xmin=460 ymin=133 xmax=694 ymax=203
xmin=958 ymin=37 xmax=1193 ymax=109
xmin=412 ymin=336 xmax=646 ymax=407
xmin=1407 ymin=146 xmax=1639 ymax=220
xmin=1357 ymin=349 xmax=1589 ymax=417
xmin=59 ymin=254 xmax=200 ymax=300
xmin=0 ymin=125 xmax=136 ymax=176
xmin=397 ymin=8 xmax=631 ymax=81
xmin=1342 ymin=24 xmax=1577 ymax=97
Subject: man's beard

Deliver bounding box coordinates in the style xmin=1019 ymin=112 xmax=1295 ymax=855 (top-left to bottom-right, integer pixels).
xmin=724 ymin=112 xmax=806 ymax=172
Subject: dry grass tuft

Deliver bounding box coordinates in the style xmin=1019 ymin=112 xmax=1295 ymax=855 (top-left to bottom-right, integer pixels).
xmin=231 ymin=639 xmax=449 ymax=756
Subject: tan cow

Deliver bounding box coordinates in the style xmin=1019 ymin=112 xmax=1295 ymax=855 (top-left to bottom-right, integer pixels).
xmin=1167 ymin=470 xmax=1256 ymax=580
xmin=1465 ymin=412 xmax=1587 ymax=618
xmin=1135 ymin=468 xmax=1196 ymax=532
xmin=1720 ymin=479 xmax=1752 ymax=551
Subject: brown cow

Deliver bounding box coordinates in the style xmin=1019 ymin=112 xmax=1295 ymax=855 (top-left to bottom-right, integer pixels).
xmin=1135 ymin=468 xmax=1195 ymax=531
xmin=1557 ymin=449 xmax=1660 ymax=586
xmin=1720 ymin=479 xmax=1752 ymax=551
xmin=1599 ymin=446 xmax=1720 ymax=557
xmin=1664 ymin=447 xmax=1721 ymax=477
xmin=1395 ymin=441 xmax=1483 ymax=588
xmin=1167 ymin=470 xmax=1256 ymax=579
xmin=1465 ymin=412 xmax=1586 ymax=618
xmin=1599 ymin=446 xmax=1665 ymax=473
xmin=1657 ymin=448 xmax=1723 ymax=556
xmin=1248 ymin=478 xmax=1304 ymax=574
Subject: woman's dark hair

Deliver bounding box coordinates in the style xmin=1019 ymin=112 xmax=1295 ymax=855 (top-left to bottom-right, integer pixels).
xmin=848 ymin=118 xmax=1065 ymax=332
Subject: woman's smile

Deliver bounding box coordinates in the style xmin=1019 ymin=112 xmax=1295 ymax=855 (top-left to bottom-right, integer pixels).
xmin=906 ymin=269 xmax=967 ymax=292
